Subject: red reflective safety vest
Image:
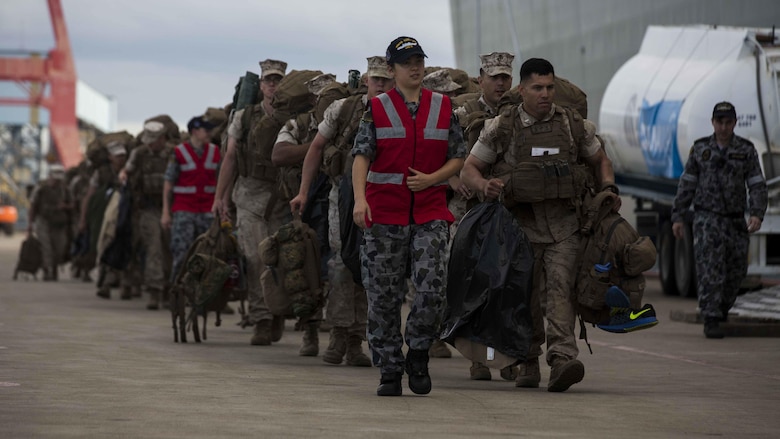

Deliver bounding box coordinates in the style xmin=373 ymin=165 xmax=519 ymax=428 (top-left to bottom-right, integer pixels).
xmin=366 ymin=88 xmax=454 ymax=226
xmin=171 ymin=142 xmax=220 ymax=213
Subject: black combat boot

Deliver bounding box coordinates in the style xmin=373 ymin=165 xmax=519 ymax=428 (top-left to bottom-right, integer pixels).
xmin=376 ymin=372 xmax=402 ymax=396
xmin=405 ymin=349 xmax=432 ymax=395
xmin=704 ymin=318 xmax=725 ymax=339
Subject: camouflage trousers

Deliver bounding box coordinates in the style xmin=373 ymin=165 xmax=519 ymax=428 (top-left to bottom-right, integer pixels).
xmin=326 ymin=181 xmax=367 ymax=335
xmin=527 ymin=233 xmax=580 ymax=367
xmin=693 ymin=212 xmax=749 ymax=320
xmin=362 ymin=220 xmax=449 ymax=374
xmin=34 ymin=218 xmax=69 ymax=271
xmin=236 ymin=198 xmax=289 ymax=325
xmin=169 ymin=211 xmax=213 ymax=284
xmin=137 ymin=208 xmax=171 ymax=292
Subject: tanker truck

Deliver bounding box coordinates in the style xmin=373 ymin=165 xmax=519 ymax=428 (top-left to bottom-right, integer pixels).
xmin=599 ymin=24 xmax=780 ymax=297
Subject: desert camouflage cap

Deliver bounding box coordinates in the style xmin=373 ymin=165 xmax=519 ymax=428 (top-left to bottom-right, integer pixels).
xmin=140 ymin=121 xmax=165 ymax=145
xmin=259 ymin=58 xmax=287 ymax=79
xmin=480 ymin=51 xmax=515 ymax=77
xmin=306 ymin=73 xmax=337 ymax=96
xmin=366 ymin=56 xmax=392 ymax=79
xmin=105 ymin=140 xmax=127 ymax=157
xmin=422 ymin=69 xmax=461 ymax=93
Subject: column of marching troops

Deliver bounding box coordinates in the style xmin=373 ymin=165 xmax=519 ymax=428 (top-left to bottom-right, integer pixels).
xmin=27 ymin=39 xmax=656 ymax=395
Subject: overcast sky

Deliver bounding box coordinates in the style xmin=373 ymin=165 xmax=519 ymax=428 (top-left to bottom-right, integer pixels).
xmin=0 ymin=0 xmax=456 ymax=135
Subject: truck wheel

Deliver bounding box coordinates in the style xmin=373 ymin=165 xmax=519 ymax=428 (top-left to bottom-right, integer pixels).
xmin=674 ymin=222 xmax=697 ymax=298
xmin=658 ymin=222 xmax=679 ymax=296
xmin=2 ymin=223 xmax=13 ymax=236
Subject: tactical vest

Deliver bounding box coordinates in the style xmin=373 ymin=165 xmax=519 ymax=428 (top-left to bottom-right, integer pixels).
xmin=457 ymin=96 xmax=492 ymax=149
xmin=34 ymin=183 xmax=71 ymax=226
xmin=235 ymin=103 xmax=279 ymax=183
xmin=322 ymin=94 xmax=366 ymax=179
xmin=492 ymin=105 xmax=587 ymax=205
xmin=132 ymin=144 xmax=173 ymax=207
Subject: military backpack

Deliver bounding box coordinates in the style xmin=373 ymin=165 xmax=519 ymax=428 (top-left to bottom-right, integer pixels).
xmin=575 ymin=191 xmax=657 ymax=325
xmin=258 ymin=217 xmax=323 ymax=320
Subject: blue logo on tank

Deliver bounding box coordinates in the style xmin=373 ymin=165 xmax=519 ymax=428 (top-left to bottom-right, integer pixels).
xmin=637 ymin=99 xmax=684 ymax=179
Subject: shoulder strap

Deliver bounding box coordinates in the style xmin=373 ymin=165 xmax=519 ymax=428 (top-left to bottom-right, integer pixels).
xmin=598 ymin=217 xmax=626 ymax=264
xmin=563 ymin=106 xmax=585 ymax=149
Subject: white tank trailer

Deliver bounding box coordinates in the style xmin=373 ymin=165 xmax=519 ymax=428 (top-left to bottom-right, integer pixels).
xmin=599 ymin=25 xmax=780 ymax=296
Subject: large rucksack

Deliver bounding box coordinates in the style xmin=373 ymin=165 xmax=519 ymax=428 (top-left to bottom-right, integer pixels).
xmin=258 ymin=217 xmax=323 ymax=320
xmin=86 ymin=131 xmax=135 ymax=166
xmin=171 ymin=219 xmax=247 ymax=343
xmin=271 ymin=69 xmax=323 ymax=124
xmin=575 ymin=191 xmax=657 ymax=325
xmin=497 ymin=76 xmax=588 ymax=118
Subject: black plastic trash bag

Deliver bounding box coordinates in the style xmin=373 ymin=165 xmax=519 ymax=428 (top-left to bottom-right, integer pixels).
xmin=302 ymin=172 xmax=332 ymax=278
xmin=441 ymin=201 xmax=534 ymax=361
xmin=101 ymin=185 xmax=133 ymax=270
xmin=338 ymin=174 xmax=363 ymax=285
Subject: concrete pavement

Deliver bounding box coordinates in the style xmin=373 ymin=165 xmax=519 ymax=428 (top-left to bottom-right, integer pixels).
xmin=1 ymin=234 xmax=779 ymax=438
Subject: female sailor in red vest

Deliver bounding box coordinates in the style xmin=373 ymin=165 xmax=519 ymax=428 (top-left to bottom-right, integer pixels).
xmin=351 ymin=36 xmax=467 ymax=396
xmin=162 ymin=116 xmax=221 ymax=283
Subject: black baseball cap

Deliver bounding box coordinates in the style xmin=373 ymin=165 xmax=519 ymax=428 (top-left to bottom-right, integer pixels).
xmin=187 ymin=116 xmax=214 ymax=132
xmin=712 ymin=102 xmax=737 ymax=119
xmin=386 ymin=36 xmax=427 ymax=64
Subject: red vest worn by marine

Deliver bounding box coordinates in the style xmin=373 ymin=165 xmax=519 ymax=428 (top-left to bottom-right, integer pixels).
xmin=366 ymin=88 xmax=453 ymax=226
xmin=172 ymin=142 xmax=220 ymax=213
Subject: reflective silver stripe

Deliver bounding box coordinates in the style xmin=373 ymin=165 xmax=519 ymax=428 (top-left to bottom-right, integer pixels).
xmin=204 ymin=144 xmax=219 ymax=170
xmin=367 ymin=171 xmax=404 ymax=185
xmin=424 ymin=127 xmax=449 ymax=141
xmin=376 ymin=93 xmax=406 ymax=139
xmin=747 ymin=174 xmax=765 ymax=186
xmin=173 ymin=186 xmax=196 ymax=194
xmin=681 ymin=173 xmax=698 ymax=182
xmin=424 ymin=92 xmax=448 ymax=140
xmin=204 ymin=186 xmax=216 ymax=193
xmin=377 ymin=127 xmax=407 ymax=139
xmin=176 ymin=144 xmax=197 ymax=171
xmin=434 ymin=181 xmax=449 ymax=187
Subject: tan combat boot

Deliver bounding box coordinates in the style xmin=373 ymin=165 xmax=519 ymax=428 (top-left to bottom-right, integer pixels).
xmin=251 ymin=319 xmax=273 ymax=346
xmin=515 ymin=358 xmax=541 ymax=388
xmin=271 ymin=315 xmax=285 ymax=342
xmin=345 ymin=335 xmax=372 ymax=367
xmin=146 ymin=288 xmax=160 ymax=310
xmin=299 ymin=322 xmax=320 ymax=357
xmin=429 ymin=339 xmax=452 ymax=358
xmin=322 ymin=327 xmax=347 ymax=364
xmin=469 ymin=361 xmax=492 ymax=380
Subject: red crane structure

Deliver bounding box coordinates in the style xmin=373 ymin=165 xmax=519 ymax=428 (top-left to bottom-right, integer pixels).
xmin=0 ymin=0 xmax=81 ymax=169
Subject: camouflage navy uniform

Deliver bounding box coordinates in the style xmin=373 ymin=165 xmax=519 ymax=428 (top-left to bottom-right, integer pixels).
xmin=672 ymin=134 xmax=767 ymax=321
xmin=470 ymin=103 xmax=602 ymax=370
xmin=164 ymin=143 xmax=216 ymax=284
xmin=352 ymin=89 xmax=467 ymax=376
